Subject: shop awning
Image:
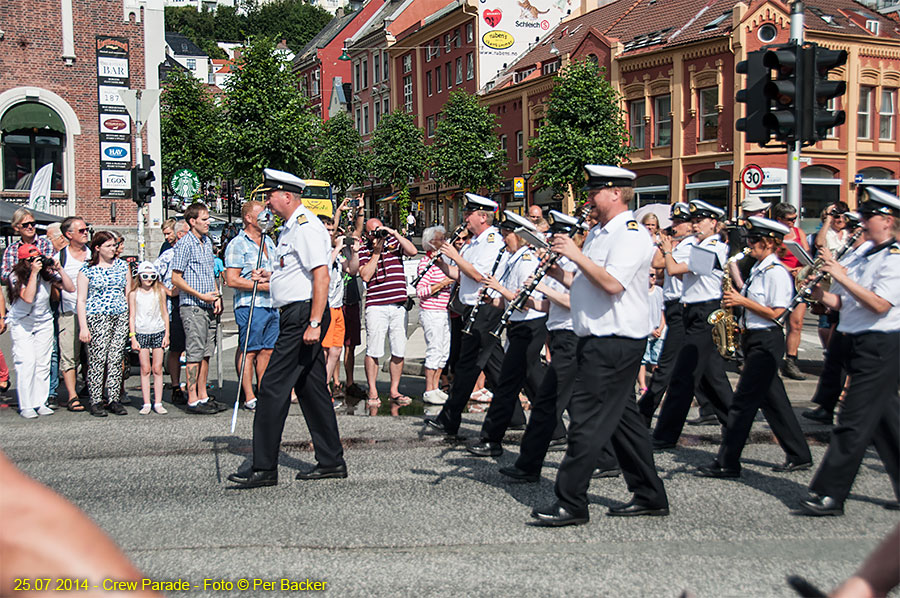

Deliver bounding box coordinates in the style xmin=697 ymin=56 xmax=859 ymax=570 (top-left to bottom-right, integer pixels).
xmin=376 ymin=191 xmax=400 ymax=203
xmin=1 ymin=103 xmax=66 ymax=133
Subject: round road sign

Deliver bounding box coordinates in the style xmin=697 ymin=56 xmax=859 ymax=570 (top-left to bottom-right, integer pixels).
xmin=741 ymin=164 xmax=764 ymax=191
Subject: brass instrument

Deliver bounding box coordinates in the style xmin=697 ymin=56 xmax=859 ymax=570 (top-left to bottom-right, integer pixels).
xmin=708 ymin=248 xmax=751 ymax=360
xmin=411 ymin=222 xmax=466 ymax=288
xmin=773 ymin=227 xmax=864 ymax=327
xmin=462 ymin=249 xmax=506 ymax=335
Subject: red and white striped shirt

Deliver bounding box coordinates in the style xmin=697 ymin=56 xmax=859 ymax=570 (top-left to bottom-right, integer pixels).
xmin=358 ymin=238 xmax=408 ymax=307
xmin=416 ymin=253 xmax=451 ymax=311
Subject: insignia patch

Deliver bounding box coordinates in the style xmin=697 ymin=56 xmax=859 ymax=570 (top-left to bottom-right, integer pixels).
xmin=487 ymin=233 xmax=496 ymax=243
xmin=522 ymin=253 xmax=532 ymax=261
xmin=296 ymin=215 xmax=308 ymax=225
xmin=626 ymin=220 xmax=638 ymax=231
xmin=708 ymin=239 xmax=718 ymax=245
xmin=890 ymin=246 xmax=900 ymax=255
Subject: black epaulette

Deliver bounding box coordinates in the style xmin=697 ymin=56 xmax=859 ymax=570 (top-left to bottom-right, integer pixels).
xmin=626 ymin=220 xmax=639 ymax=231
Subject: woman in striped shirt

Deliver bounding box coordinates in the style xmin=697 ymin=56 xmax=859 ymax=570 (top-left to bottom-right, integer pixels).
xmin=416 ymin=226 xmax=454 ymax=405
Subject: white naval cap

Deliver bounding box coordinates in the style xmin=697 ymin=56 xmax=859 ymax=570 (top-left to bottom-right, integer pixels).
xmin=689 ymin=199 xmax=726 ymax=221
xmin=582 ymin=165 xmax=637 ymax=191
xmin=497 ymin=210 xmax=538 ymax=232
xmin=463 ymin=192 xmax=499 ymax=212
xmin=670 ymin=202 xmax=691 ymax=220
xmin=262 ymin=168 xmax=307 ymax=195
xmin=859 ymin=186 xmax=900 ymax=217
xmin=547 ymin=210 xmax=588 ymax=233
xmin=741 ymin=196 xmax=771 ymax=213
xmin=744 ymin=216 xmax=790 ymax=240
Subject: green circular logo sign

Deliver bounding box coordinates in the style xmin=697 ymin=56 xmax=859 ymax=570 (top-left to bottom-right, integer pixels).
xmin=170 ymin=168 xmax=200 ymax=198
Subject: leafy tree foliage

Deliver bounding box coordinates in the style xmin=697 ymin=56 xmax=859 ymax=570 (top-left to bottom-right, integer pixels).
xmin=430 ymin=90 xmax=504 ymax=193
xmin=160 ymin=68 xmax=222 ymax=187
xmin=314 ymin=111 xmax=369 ymax=198
xmin=371 ymin=110 xmax=428 ymax=223
xmin=220 ymin=36 xmax=319 ymax=185
xmin=528 ymin=59 xmax=629 ymax=202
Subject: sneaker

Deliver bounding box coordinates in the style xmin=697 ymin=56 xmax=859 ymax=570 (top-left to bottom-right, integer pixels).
xmin=153 ymin=403 xmax=168 ymax=414
xmin=186 ymin=401 xmax=218 ymax=414
xmin=139 ymin=404 xmax=152 ymax=415
xmin=436 ymin=388 xmax=449 ymax=401
xmin=241 ymin=398 xmax=257 ymax=411
xmin=20 ymin=408 xmax=38 ymax=419
xmin=423 ymin=389 xmax=447 ymax=405
xmin=46 ymin=395 xmax=60 ymax=410
xmin=781 ymin=356 xmax=806 ymax=380
xmin=36 ymin=405 xmax=54 ymax=416
xmin=171 ymin=388 xmax=187 ymax=405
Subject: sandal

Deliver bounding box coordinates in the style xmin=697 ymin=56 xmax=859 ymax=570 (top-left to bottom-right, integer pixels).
xmin=331 ymin=382 xmax=346 ymax=400
xmin=153 ymin=403 xmax=168 ymax=414
xmin=66 ymin=397 xmax=86 ymax=412
xmin=366 ymin=397 xmax=381 ymax=415
xmin=470 ymin=389 xmax=493 ymax=403
xmin=390 ymin=394 xmax=412 ymax=407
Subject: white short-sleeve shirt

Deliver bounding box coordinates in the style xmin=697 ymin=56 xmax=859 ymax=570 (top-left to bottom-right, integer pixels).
xmin=496 ymin=245 xmax=546 ymax=322
xmin=662 ymin=236 xmax=695 ymax=302
xmin=742 ymin=253 xmax=793 ymax=330
xmin=545 ymin=257 xmax=575 ymax=332
xmin=681 ymin=235 xmax=729 ymax=304
xmin=458 ymin=226 xmax=505 ymax=306
xmin=269 ymin=205 xmax=331 ymax=308
xmin=835 ymin=241 xmax=900 ymax=334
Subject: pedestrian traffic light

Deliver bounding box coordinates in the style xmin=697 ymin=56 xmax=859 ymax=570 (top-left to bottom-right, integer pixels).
xmin=762 ymin=43 xmax=803 ymax=143
xmin=735 ymin=50 xmax=772 ymax=145
xmin=132 ymin=154 xmax=155 ymax=206
xmin=801 ymin=44 xmax=847 ymax=145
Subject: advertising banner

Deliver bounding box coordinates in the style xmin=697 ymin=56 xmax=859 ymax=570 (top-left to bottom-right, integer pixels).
xmin=97 ymin=36 xmax=131 ymax=198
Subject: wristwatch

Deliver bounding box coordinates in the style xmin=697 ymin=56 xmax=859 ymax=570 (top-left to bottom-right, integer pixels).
xmin=309 ymin=320 xmax=320 ymax=329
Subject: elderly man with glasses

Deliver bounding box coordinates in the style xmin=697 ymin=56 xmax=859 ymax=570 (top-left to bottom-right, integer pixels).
xmin=1 ymin=208 xmax=54 ymax=284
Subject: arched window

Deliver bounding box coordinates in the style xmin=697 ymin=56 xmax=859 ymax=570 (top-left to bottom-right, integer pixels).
xmin=856 ymin=166 xmax=898 ymax=196
xmin=1 ymin=102 xmax=65 ymax=191
xmin=685 ymin=169 xmax=730 ymax=210
xmin=634 ymin=174 xmax=669 ymax=209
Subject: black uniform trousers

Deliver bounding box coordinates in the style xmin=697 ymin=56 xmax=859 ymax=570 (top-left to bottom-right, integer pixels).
xmin=516 ymin=329 xmax=617 ymax=474
xmin=717 ymin=327 xmax=811 ymax=470
xmin=555 ymin=336 xmax=667 ymax=517
xmin=809 ymin=331 xmax=900 ymax=503
xmin=252 ymin=302 xmax=344 ymax=472
xmin=638 ymin=300 xmax=716 ymax=426
xmin=652 ymin=300 xmax=734 ymax=445
xmin=810 ymin=330 xmax=846 ymax=414
xmin=481 ymin=316 xmax=548 ymax=442
xmin=433 ymin=304 xmax=525 ymax=434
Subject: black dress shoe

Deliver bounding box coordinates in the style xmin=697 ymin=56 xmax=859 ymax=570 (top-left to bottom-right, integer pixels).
xmin=798 ymin=494 xmax=844 ymax=516
xmin=499 ymin=466 xmax=539 ymax=483
xmin=607 ymin=500 xmax=669 ymax=517
xmin=547 ymin=436 xmax=567 ymax=452
xmin=105 ymin=401 xmax=128 ymax=415
xmin=530 ymin=503 xmax=589 ymax=527
xmin=186 ymin=401 xmax=218 ymax=414
xmin=295 ymin=463 xmax=348 ymax=480
xmin=801 ymin=406 xmax=833 ymax=425
xmin=227 ymin=469 xmax=278 ymax=489
xmin=592 ymin=467 xmax=622 ymax=479
xmin=466 ymin=440 xmax=502 ymax=457
xmin=423 ymin=417 xmax=455 ymax=436
xmin=89 ymin=403 xmax=108 ymax=417
xmin=772 ymin=459 xmax=813 ymax=473
xmin=694 ymin=463 xmax=740 ymax=478
xmin=652 ymin=438 xmax=676 ymax=451
xmin=687 ymin=414 xmax=718 ymax=426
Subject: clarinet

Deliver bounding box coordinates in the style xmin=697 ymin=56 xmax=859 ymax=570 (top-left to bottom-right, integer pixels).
xmin=462 ymin=249 xmax=506 ymax=335
xmin=411 ymin=222 xmax=466 ymax=288
xmin=489 ymin=203 xmax=592 ymax=339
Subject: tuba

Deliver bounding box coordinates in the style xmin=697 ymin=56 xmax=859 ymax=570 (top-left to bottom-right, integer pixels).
xmin=708 ymin=248 xmax=751 ymax=360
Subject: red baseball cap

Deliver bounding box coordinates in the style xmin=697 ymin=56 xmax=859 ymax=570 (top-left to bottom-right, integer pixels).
xmin=17 ymin=244 xmax=40 ymax=260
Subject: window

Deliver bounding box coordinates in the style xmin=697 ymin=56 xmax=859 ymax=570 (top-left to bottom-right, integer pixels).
xmin=436 ymin=66 xmax=442 ymax=92
xmin=466 ymin=23 xmax=474 ymax=43
xmin=186 ymin=58 xmax=196 ymax=70
xmin=311 ymin=69 xmax=320 ymax=97
xmin=516 ymin=130 xmax=523 ymax=163
xmin=629 ymin=100 xmax=645 ymax=150
xmin=444 ymin=34 xmax=450 ymax=53
xmin=354 ymin=62 xmax=360 ymax=92
xmin=375 ymin=100 xmax=381 ymax=128
xmin=403 ymin=75 xmax=413 ymax=112
xmin=825 ymin=97 xmax=838 ymax=138
xmin=466 ymin=53 xmax=474 ymax=80
xmin=456 ymin=57 xmax=463 ymax=84
xmin=355 ymin=107 xmax=361 ymax=132
xmin=858 ymin=86 xmax=872 ymax=139
xmin=363 ymin=104 xmax=370 ymax=135
xmin=383 ymin=53 xmax=389 ymax=82
xmin=426 ymin=115 xmax=435 ymax=138
xmin=866 ymin=19 xmax=879 ymax=35
xmin=374 ymin=52 xmax=381 ymax=82
xmin=500 ymin=134 xmax=508 ymax=160
xmin=2 ymin=103 xmax=65 ymax=192
xmin=362 ymin=58 xmax=368 ymax=88
xmin=454 ymin=28 xmax=461 ymax=48
xmin=514 ymin=67 xmax=535 ymax=83
xmin=542 ymin=60 xmax=560 ymax=76
xmin=383 ymin=97 xmax=389 ymax=115
xmin=402 ymin=54 xmax=412 ymax=74
xmin=426 ymin=72 xmax=433 ymax=96
xmin=432 ymin=38 xmax=440 ymax=58
xmin=446 ymin=62 xmax=452 ymax=88
xmin=699 ymin=87 xmax=718 ymax=142
xmin=654 ymin=95 xmax=671 ymax=146
xmin=879 ymin=89 xmax=895 ymax=141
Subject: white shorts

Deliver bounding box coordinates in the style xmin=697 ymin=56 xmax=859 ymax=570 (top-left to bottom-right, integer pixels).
xmin=419 ymin=309 xmax=450 ymax=370
xmin=365 ymin=303 xmax=408 ymax=359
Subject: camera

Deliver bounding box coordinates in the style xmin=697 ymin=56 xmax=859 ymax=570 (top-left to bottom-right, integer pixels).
xmin=374 ymin=228 xmax=390 ymax=239
xmin=349 ymin=198 xmax=360 ymax=208
xmin=39 ymin=256 xmax=54 ymax=269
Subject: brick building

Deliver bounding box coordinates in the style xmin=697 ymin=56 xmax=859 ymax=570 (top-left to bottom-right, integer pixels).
xmin=1 ymin=0 xmax=165 ymax=247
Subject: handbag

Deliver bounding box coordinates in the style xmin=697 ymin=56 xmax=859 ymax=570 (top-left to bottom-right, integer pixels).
xmin=447 ymin=283 xmax=466 ymax=316
xmin=404 ymin=296 xmax=415 ymax=311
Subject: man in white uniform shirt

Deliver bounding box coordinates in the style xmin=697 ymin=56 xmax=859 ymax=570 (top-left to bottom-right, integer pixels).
xmin=530 ymin=165 xmax=668 ymax=527
xmin=228 ymin=169 xmax=346 ymax=489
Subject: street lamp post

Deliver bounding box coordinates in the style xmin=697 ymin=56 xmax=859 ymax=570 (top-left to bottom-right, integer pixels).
xmin=523 ymin=171 xmax=534 ymax=209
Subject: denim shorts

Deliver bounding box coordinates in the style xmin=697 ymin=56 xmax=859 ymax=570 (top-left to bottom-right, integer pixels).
xmin=234 ymin=306 xmax=279 ymax=352
xmin=642 ymin=336 xmax=665 ymax=366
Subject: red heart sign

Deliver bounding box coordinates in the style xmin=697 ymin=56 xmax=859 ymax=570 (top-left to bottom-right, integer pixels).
xmin=483 ymin=9 xmax=502 ymax=28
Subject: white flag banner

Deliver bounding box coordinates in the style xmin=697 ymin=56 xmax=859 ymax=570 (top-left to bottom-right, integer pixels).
xmin=28 ymin=163 xmax=54 ymax=213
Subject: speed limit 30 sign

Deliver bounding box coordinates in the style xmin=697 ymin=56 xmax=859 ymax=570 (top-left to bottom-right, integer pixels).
xmin=741 ymin=164 xmax=764 ymax=191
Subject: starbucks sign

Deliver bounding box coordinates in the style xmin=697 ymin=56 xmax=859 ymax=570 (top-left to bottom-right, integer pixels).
xmin=170 ymin=168 xmax=200 ymax=198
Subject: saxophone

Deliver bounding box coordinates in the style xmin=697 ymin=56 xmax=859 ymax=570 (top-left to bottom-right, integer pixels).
xmin=707 ymin=248 xmax=751 ymax=360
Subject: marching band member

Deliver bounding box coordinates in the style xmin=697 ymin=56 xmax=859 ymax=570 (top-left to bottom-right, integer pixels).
xmin=695 ymin=217 xmax=811 ymax=478
xmin=651 ymin=200 xmax=734 ymax=450
xmin=800 ymin=187 xmax=900 ymax=516
xmin=467 ymin=212 xmax=547 ymax=457
xmin=530 ymin=165 xmax=668 ymax=527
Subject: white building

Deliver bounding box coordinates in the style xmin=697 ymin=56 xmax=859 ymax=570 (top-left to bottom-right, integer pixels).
xmin=164 ymin=32 xmax=212 ymax=84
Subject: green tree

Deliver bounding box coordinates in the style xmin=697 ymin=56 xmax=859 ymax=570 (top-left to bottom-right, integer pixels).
xmin=528 ymin=59 xmax=629 ymax=203
xmin=371 ymin=110 xmax=428 ymax=224
xmin=430 ymin=90 xmax=505 ymax=194
xmin=248 ymin=0 xmax=333 ymax=53
xmin=160 ymin=68 xmax=222 ymax=188
xmin=314 ymin=111 xmax=369 ymax=198
xmin=220 ymin=36 xmax=320 ymax=185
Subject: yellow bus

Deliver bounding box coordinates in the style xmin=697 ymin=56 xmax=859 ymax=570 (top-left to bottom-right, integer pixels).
xmin=301 ymin=179 xmax=334 ymax=217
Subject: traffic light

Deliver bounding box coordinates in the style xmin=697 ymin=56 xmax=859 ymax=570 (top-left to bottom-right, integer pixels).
xmin=132 ymin=154 xmax=155 ymax=206
xmin=762 ymin=43 xmax=803 ymax=143
xmin=735 ymin=50 xmax=772 ymax=145
xmin=802 ymin=44 xmax=847 ymax=144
